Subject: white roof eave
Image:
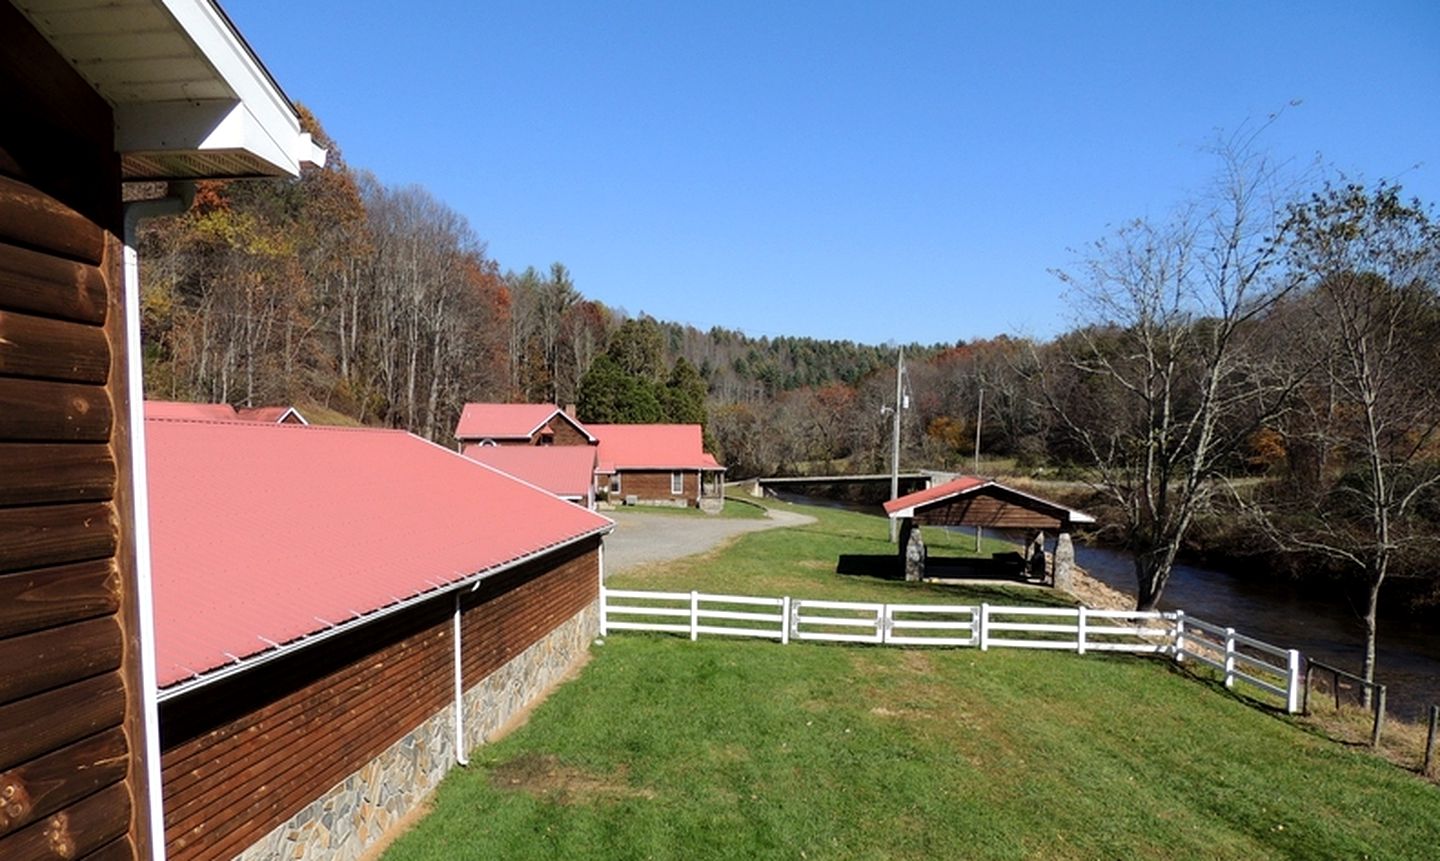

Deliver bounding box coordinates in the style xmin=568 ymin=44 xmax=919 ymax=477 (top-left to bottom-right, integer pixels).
xmin=18 ymin=0 xmax=325 ymax=178
xmin=127 ymin=0 xmax=323 ymax=177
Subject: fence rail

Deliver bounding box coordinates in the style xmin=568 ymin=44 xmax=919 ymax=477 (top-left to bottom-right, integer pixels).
xmin=601 ymin=588 xmax=1303 ymax=714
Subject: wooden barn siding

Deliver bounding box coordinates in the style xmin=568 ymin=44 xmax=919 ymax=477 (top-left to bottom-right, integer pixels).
xmin=612 ymin=470 xmax=698 ymax=504
xmin=913 ymin=491 xmax=1065 ymax=531
xmin=0 ymin=4 xmax=147 ymax=860
xmin=460 ymin=538 xmax=598 ymax=687
xmin=159 ymin=538 xmax=601 ymax=861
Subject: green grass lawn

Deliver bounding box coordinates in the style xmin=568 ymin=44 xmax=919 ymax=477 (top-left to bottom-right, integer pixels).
xmin=383 ymin=501 xmax=1440 ymax=860
xmin=610 ymin=495 xmax=770 ymax=520
xmin=612 ymin=498 xmax=1060 ymax=607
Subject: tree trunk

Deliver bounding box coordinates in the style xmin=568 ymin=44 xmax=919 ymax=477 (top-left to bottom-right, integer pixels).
xmin=1134 ymin=552 xmax=1168 ymax=612
xmin=1360 ymin=565 xmax=1385 ymax=708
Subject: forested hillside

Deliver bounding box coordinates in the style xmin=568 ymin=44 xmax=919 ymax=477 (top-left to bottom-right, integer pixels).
xmin=137 ymin=108 xmax=937 ymax=444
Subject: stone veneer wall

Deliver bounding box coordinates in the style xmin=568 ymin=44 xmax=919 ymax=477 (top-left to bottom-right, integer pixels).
xmin=232 ymin=601 xmax=600 ymax=861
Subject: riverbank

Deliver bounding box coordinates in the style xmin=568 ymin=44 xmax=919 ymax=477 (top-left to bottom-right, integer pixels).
xmin=1003 ymin=476 xmax=1440 ymax=617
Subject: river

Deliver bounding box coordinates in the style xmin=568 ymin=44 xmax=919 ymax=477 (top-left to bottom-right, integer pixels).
xmin=770 ymin=490 xmax=1440 ymax=719
xmin=1072 ymin=544 xmax=1439 ymax=720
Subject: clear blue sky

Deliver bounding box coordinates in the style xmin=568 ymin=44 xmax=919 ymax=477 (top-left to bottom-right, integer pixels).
xmin=226 ymin=0 xmax=1439 ymax=345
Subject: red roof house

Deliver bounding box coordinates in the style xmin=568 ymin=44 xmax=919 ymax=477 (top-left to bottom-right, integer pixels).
xmin=453 ymin=403 xmax=727 ymax=511
xmin=587 ymin=423 xmax=726 ymax=510
xmin=146 ymin=418 xmax=612 ymax=858
xmin=454 ymin=402 xmax=595 ymax=446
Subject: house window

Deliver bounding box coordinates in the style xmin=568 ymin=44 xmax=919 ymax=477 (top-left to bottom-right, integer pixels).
xmin=609 ymin=474 xmax=621 ymax=495
xmin=671 ymin=472 xmax=684 ymax=495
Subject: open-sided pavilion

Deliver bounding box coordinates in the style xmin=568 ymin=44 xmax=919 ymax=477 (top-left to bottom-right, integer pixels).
xmin=883 ymin=477 xmax=1095 ymax=586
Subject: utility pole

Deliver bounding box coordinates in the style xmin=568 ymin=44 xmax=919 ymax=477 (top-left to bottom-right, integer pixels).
xmin=974 ymin=386 xmax=984 ymax=475
xmin=889 ymin=347 xmax=904 ymax=542
xmin=974 ymin=386 xmax=984 ymax=552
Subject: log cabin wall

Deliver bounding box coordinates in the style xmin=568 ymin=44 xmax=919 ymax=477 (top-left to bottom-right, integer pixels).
xmin=0 ymin=4 xmax=150 ymax=859
xmin=158 ymin=538 xmax=601 ymax=861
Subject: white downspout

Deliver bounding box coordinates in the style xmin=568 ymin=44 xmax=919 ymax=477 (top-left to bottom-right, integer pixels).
xmin=123 ymin=193 xmax=189 ymax=861
xmin=452 ymin=592 xmax=468 ymax=766
xmin=598 ymin=542 xmax=607 ymax=635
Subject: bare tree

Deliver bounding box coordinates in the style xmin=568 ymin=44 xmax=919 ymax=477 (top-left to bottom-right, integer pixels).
xmin=1038 ymin=133 xmax=1298 ymax=610
xmin=1256 ymin=183 xmax=1440 ymax=697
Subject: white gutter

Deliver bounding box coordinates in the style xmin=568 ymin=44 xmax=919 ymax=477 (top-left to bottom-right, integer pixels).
xmin=156 ymin=524 xmax=613 ymax=703
xmin=452 ymin=593 xmax=467 ymax=766
xmin=123 ymin=195 xmax=190 ymax=861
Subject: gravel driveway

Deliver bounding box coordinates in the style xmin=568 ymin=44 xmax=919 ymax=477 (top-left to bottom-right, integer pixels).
xmin=602 ymin=506 xmax=814 ymax=575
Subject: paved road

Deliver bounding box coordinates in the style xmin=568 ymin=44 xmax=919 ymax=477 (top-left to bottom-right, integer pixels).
xmin=602 ymin=506 xmax=815 ymax=575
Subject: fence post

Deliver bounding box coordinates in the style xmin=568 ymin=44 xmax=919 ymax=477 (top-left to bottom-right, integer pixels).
xmin=781 ymin=596 xmax=791 ymax=645
xmin=1424 ymin=705 xmax=1438 ymax=776
xmin=789 ymin=599 xmax=801 ymax=642
xmin=1172 ymin=610 xmax=1185 ymax=662
xmin=1223 ymin=628 xmax=1236 ymax=689
xmin=1371 ymin=685 xmax=1387 ymax=748
xmin=880 ymin=604 xmax=891 ymax=645
xmin=1076 ymin=605 xmax=1087 ymax=655
xmin=1333 ymin=668 xmax=1342 ymax=712
xmin=599 ymin=586 xmax=608 ymax=637
xmin=1303 ymin=661 xmax=1313 ymax=716
xmin=1285 ymin=649 xmax=1302 ymax=715
xmin=979 ymin=603 xmax=990 ymax=652
xmin=690 ymin=590 xmax=699 ymax=642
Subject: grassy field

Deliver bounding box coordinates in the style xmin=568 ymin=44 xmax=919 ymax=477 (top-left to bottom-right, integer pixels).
xmin=611 ymin=497 xmax=1060 ymax=606
xmin=608 ymin=496 xmax=770 ymax=520
xmin=383 ymin=501 xmax=1440 ymax=860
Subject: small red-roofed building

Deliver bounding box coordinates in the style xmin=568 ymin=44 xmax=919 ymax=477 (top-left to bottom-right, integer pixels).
xmin=453 ymin=404 xmax=727 ymax=511
xmin=146 ymin=418 xmax=612 ymax=860
xmin=588 ymin=423 xmax=726 ymax=511
xmin=884 ymin=477 xmax=1094 ymax=585
xmin=464 ymin=443 xmax=599 ymax=507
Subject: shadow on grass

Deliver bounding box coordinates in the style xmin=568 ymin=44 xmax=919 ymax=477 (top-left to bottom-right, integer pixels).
xmin=834 ymin=554 xmax=1035 ymax=583
xmin=835 ymin=554 xmax=902 ymax=579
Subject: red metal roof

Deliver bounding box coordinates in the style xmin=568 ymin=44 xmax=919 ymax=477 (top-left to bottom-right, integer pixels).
xmin=883 ymin=476 xmax=1095 ymax=524
xmin=235 ymin=405 xmax=306 ymax=424
xmin=145 ymin=400 xmax=239 ymax=421
xmin=462 ymin=444 xmax=598 ymax=500
xmin=454 ymin=403 xmax=594 ymax=442
xmin=146 ymin=401 xmax=305 ymax=424
xmin=587 ymin=423 xmax=725 ymax=472
xmin=882 ymin=476 xmax=987 ymax=515
xmin=146 ymin=418 xmax=612 ymax=690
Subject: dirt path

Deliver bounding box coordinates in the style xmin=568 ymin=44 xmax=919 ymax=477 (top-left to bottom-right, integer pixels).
xmin=602 ymin=507 xmax=814 ymax=575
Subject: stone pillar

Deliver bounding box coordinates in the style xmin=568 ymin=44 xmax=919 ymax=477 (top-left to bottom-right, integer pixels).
xmin=1054 ymin=532 xmax=1075 ymax=594
xmin=901 ymin=519 xmax=927 ymax=582
xmin=1026 ymin=531 xmax=1047 ymax=582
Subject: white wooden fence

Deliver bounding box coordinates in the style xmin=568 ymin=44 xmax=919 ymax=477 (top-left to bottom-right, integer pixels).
xmin=600 ymin=589 xmax=1303 ymax=713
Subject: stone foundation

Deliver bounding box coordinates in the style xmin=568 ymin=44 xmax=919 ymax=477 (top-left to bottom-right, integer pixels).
xmin=234 ymin=601 xmax=599 ymax=861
